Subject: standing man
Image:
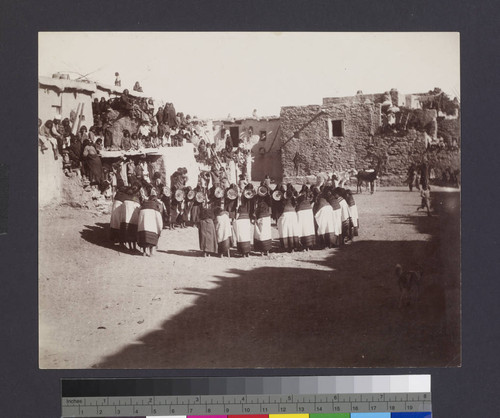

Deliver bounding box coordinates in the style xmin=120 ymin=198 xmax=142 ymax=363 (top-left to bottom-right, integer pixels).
xmin=407 ymin=164 xmax=416 ymax=192
xmin=419 ymin=160 xmax=429 ymax=190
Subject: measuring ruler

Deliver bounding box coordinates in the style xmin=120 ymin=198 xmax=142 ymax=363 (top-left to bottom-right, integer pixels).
xmin=61 ymin=375 xmax=432 ymax=417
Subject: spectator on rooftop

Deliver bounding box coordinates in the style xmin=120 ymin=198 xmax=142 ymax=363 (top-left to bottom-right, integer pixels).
xmin=92 ymin=98 xmax=99 ymax=116
xmin=114 ymin=72 xmax=121 ymax=87
xmin=38 ymin=118 xmax=48 ymax=152
xmin=164 ymin=103 xmax=178 ymax=129
xmin=51 ymin=116 xmax=65 ymax=154
xmin=120 ymin=89 xmax=133 ymax=116
xmin=133 ymin=81 xmax=143 ymax=92
xmin=147 ymin=99 xmax=154 ymax=117
xmin=61 ymin=118 xmax=72 ymax=149
xmin=98 ymin=97 xmax=108 ymax=115
xmin=156 ymin=106 xmax=164 ymax=126
xmin=103 ymin=120 xmax=113 ymax=150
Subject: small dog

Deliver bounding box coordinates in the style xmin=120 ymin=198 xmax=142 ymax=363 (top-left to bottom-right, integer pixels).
xmin=395 ymin=264 xmax=423 ymax=308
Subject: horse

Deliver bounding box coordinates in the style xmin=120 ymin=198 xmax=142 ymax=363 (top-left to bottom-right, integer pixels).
xmin=316 ymin=171 xmax=334 ymax=188
xmin=334 ymin=168 xmax=358 ymax=188
xmin=356 ymin=169 xmax=378 ymax=194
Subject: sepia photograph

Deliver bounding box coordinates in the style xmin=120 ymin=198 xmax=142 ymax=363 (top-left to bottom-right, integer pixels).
xmin=38 ymin=32 xmax=461 ymax=369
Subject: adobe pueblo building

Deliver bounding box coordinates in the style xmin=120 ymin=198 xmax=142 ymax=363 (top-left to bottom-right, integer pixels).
xmin=278 ymin=88 xmax=460 ymax=185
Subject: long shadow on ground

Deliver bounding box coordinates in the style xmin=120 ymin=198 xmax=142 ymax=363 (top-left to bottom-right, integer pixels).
xmin=93 ymin=191 xmax=460 ymax=369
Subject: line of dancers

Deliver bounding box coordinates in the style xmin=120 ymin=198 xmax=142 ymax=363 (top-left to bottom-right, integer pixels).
xmin=108 ymin=175 xmax=359 ymax=258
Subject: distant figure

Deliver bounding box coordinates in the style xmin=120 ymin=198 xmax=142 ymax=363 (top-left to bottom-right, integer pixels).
xmin=114 ymin=72 xmax=121 ymax=87
xmin=419 ymin=161 xmax=429 ymax=190
xmin=293 ymin=152 xmax=302 ymax=176
xmin=417 ymin=186 xmax=432 ymax=216
xmin=407 ymin=164 xmax=416 ymax=192
xmin=133 ymin=81 xmax=143 ymax=92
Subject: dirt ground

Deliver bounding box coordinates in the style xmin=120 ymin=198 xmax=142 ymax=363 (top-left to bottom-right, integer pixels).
xmin=39 ymin=186 xmax=460 ymax=369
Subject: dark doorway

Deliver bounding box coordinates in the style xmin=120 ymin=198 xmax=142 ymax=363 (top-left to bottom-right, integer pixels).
xmin=230 ymin=127 xmax=240 ymax=147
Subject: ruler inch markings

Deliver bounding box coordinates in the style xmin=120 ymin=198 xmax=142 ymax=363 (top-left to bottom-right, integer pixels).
xmin=62 ymin=389 xmax=432 ymax=417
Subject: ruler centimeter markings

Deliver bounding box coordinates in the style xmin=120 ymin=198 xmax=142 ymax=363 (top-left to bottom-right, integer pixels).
xmin=62 ymin=392 xmax=431 ymax=417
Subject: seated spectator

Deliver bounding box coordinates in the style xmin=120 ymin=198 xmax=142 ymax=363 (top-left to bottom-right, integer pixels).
xmin=51 ymin=116 xmax=64 ymax=154
xmin=78 ymin=125 xmax=89 ymax=143
xmin=138 ymin=121 xmax=150 ymax=139
xmin=95 ymin=138 xmax=103 ymax=152
xmin=151 ymin=132 xmax=160 ymax=148
xmin=89 ymin=126 xmax=98 ymax=143
xmin=68 ymin=134 xmax=82 ymax=162
xmin=40 ymin=120 xmax=59 ymax=159
xmin=38 ymin=118 xmax=49 ymax=153
xmin=163 ymin=129 xmax=171 ymax=147
xmin=151 ymin=121 xmax=158 ymax=136
xmin=122 ymin=129 xmax=132 ymax=151
xmin=130 ymin=133 xmax=141 ymax=151
xmin=61 ymin=118 xmax=72 ymax=147
xmin=143 ymin=135 xmax=152 ymax=148
xmin=62 ymin=150 xmax=72 ymax=174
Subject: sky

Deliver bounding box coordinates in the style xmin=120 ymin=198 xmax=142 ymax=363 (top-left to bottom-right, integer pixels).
xmin=39 ymin=32 xmax=460 ymax=120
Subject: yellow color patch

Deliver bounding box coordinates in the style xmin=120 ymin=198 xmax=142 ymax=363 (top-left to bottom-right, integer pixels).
xmin=270 ymin=415 xmax=309 ymax=418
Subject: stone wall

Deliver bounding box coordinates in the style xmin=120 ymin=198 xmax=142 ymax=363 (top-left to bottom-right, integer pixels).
xmin=323 ymin=93 xmax=386 ymax=106
xmin=437 ymin=116 xmax=460 ymax=143
xmin=280 ymin=103 xmax=381 ymax=177
xmin=369 ymin=130 xmax=426 ymax=185
xmin=279 ymin=102 xmax=460 ymax=186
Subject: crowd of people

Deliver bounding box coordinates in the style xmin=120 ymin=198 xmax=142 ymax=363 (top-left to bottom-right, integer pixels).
xmin=109 ymin=170 xmax=360 ymax=258
xmin=38 ymin=87 xmax=212 ymax=194
xmin=38 ymin=116 xmax=106 ymax=187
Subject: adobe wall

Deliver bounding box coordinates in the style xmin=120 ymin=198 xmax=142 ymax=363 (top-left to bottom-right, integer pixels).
xmin=38 ymin=87 xmax=94 ymax=128
xmin=213 ymin=118 xmax=281 ymax=182
xmin=39 ymin=150 xmax=64 ymax=207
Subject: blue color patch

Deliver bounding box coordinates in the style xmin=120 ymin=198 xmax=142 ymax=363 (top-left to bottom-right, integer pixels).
xmin=392 ymin=413 xmax=431 ymax=418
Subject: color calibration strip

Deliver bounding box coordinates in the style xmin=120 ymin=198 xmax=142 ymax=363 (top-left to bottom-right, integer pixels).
xmin=61 ymin=375 xmax=431 ymax=417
